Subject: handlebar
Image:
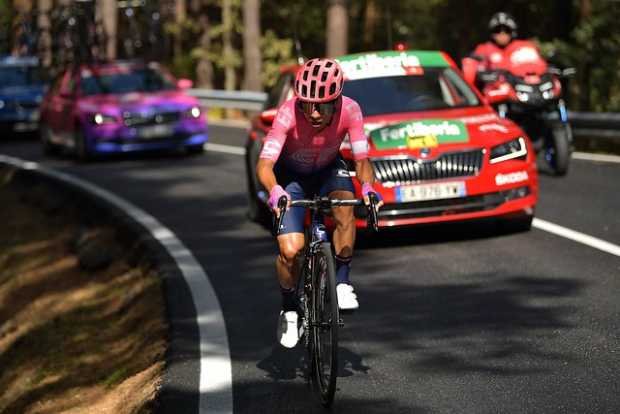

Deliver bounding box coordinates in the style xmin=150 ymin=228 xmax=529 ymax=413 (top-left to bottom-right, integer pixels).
xmin=272 ymin=195 xmax=380 ymax=236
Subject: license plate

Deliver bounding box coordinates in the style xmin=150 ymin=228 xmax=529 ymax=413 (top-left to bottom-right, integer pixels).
xmin=396 ymin=181 xmax=467 ymax=202
xmin=137 ymin=124 xmax=174 ymax=139
xmin=13 ymin=122 xmax=38 ymax=132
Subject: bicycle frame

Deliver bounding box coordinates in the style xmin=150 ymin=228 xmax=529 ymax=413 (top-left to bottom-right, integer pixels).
xmin=272 ymin=194 xmax=378 ymax=406
xmin=298 ymin=203 xmax=331 ymax=347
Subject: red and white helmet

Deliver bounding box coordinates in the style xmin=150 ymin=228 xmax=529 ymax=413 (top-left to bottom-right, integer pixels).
xmin=294 ymin=58 xmax=344 ymax=103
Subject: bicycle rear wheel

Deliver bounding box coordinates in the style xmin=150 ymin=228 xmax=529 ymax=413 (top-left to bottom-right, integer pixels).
xmin=310 ymin=242 xmax=339 ymax=406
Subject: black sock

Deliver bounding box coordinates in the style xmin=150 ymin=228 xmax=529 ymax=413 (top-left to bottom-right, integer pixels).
xmin=335 ymin=255 xmax=352 ymax=285
xmin=281 ymin=286 xmax=297 ymax=312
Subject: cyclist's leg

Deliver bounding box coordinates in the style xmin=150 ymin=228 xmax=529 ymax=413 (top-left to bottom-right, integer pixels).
xmin=274 ymin=170 xmax=308 ymax=347
xmin=276 ymin=179 xmax=306 ymax=302
xmin=319 ymin=159 xmax=359 ymax=309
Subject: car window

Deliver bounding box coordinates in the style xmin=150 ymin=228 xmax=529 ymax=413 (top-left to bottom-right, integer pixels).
xmin=80 ymin=67 xmax=175 ymax=96
xmin=265 ymin=73 xmax=293 ymax=109
xmin=0 ymin=65 xmax=42 ymax=87
xmin=342 ymin=67 xmax=480 ymax=117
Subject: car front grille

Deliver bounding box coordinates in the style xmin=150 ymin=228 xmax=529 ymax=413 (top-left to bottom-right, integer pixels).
xmin=123 ymin=111 xmax=181 ymax=127
xmin=353 ymin=186 xmax=530 ymax=221
xmin=16 ymin=101 xmax=39 ymax=110
xmin=372 ymin=149 xmax=484 ymax=185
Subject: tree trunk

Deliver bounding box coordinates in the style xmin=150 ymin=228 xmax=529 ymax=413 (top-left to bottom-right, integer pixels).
xmin=174 ymin=0 xmax=186 ymax=59
xmin=578 ymin=0 xmax=592 ymax=110
xmin=242 ymin=0 xmax=262 ymax=91
xmin=11 ymin=0 xmax=32 ymax=55
xmin=327 ymin=0 xmax=348 ymax=57
xmin=362 ymin=0 xmax=377 ymax=50
xmin=222 ymin=0 xmax=236 ymax=91
xmin=195 ymin=10 xmax=214 ymax=88
xmin=100 ymin=0 xmax=117 ymax=60
xmin=36 ymin=0 xmax=52 ymax=67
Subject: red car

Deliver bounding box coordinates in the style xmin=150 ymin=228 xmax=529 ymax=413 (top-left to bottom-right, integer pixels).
xmin=246 ymin=50 xmax=538 ymax=231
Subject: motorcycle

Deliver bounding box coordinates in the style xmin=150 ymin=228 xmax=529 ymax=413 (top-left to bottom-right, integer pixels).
xmin=462 ymin=40 xmax=575 ymax=175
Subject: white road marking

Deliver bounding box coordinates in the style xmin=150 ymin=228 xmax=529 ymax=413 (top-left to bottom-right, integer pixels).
xmin=572 ymin=151 xmax=620 ymax=164
xmin=533 ymin=218 xmax=620 ymax=258
xmin=205 ymin=142 xmax=246 ymax=156
xmin=201 ymin=141 xmax=620 ymax=258
xmin=0 ymin=155 xmax=233 ymax=414
xmin=205 ymin=142 xmax=620 ymax=165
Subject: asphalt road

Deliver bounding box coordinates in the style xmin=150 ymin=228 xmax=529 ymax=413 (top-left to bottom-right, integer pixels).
xmin=2 ymin=126 xmax=619 ymax=414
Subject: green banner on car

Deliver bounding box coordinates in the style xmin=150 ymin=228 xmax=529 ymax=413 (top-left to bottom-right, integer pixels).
xmin=336 ymin=51 xmax=450 ymax=80
xmin=369 ymin=119 xmax=470 ymax=150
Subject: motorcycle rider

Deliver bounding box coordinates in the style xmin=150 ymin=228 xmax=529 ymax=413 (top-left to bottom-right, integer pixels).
xmin=470 ymin=12 xmax=520 ymax=76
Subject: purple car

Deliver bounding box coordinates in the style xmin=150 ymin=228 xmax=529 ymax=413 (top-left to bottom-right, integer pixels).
xmin=40 ymin=61 xmax=207 ymax=160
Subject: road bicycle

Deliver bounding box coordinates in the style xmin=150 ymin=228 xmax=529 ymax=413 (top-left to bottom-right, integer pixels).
xmin=273 ymin=193 xmax=379 ymax=406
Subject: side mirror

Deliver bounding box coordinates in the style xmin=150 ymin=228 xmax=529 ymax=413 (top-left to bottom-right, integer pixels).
xmin=259 ymin=108 xmax=277 ymax=126
xmin=177 ymin=78 xmax=193 ymax=89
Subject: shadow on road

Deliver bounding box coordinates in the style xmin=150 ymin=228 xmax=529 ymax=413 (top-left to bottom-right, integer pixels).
xmin=2 ymin=143 xmax=593 ymax=413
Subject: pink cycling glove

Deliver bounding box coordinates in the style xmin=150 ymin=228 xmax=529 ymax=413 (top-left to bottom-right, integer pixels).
xmin=362 ymin=182 xmax=383 ymax=202
xmin=268 ymin=185 xmax=290 ymax=211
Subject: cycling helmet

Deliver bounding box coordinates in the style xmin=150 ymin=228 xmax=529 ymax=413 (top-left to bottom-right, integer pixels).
xmin=294 ymin=58 xmax=344 ymax=103
xmin=488 ymin=12 xmax=518 ymax=37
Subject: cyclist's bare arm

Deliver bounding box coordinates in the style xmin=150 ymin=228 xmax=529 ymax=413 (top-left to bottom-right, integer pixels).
xmin=354 ymin=158 xmax=375 ymax=187
xmin=257 ymin=158 xmax=278 ymax=193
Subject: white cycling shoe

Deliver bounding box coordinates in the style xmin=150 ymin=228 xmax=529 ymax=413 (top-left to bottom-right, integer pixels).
xmin=337 ymin=283 xmax=359 ymax=310
xmin=277 ymin=310 xmax=300 ymax=348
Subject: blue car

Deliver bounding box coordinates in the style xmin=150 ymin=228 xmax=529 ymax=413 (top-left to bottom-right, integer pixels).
xmin=0 ymin=56 xmax=46 ymax=134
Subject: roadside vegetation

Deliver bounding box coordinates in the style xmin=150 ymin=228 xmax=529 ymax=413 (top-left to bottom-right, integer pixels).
xmin=0 ymin=167 xmax=166 ymax=414
xmin=2 ymin=1 xmax=619 ymax=111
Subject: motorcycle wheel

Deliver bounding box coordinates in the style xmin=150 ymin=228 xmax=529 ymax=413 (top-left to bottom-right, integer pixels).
xmin=547 ymin=123 xmax=572 ymax=176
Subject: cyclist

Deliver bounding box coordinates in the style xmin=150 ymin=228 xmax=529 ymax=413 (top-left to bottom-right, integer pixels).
xmin=256 ymin=58 xmax=383 ymax=348
xmin=470 ymin=12 xmax=520 ymax=82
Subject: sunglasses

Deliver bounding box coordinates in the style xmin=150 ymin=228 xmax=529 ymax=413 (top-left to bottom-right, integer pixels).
xmin=299 ymin=100 xmax=337 ymax=118
xmin=492 ymin=26 xmax=512 ymax=34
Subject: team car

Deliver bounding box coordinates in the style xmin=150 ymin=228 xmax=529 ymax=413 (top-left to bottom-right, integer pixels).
xmin=0 ymin=55 xmax=46 ymax=134
xmin=246 ymin=50 xmax=538 ymax=231
xmin=39 ymin=61 xmax=207 ymax=160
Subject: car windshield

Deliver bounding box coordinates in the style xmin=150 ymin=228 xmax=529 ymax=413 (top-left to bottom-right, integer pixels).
xmin=0 ymin=66 xmax=42 ymax=87
xmin=81 ymin=67 xmax=175 ymax=96
xmin=342 ymin=67 xmax=480 ymax=116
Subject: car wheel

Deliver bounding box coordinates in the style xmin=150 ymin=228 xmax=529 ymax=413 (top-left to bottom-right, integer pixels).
xmin=74 ymin=129 xmax=91 ymax=162
xmin=186 ymin=144 xmax=205 ymax=155
xmin=247 ymin=189 xmax=270 ymax=224
xmin=40 ymin=124 xmax=59 ymax=156
xmin=245 ymin=135 xmax=270 ymax=224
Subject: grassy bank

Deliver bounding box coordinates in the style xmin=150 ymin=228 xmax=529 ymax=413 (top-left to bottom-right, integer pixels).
xmin=0 ymin=167 xmax=167 ymax=413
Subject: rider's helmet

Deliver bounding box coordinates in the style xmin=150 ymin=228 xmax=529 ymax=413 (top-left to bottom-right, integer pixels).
xmin=294 ymin=58 xmax=344 ymax=103
xmin=488 ymin=12 xmax=518 ymax=38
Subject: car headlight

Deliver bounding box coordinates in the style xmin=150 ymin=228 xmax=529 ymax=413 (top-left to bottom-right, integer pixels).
xmin=185 ymin=106 xmax=202 ymax=119
xmin=90 ymin=113 xmax=117 ymax=125
xmin=490 ymin=137 xmax=528 ymax=164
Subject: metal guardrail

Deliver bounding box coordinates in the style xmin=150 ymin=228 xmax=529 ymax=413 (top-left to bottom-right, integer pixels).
xmin=569 ymin=111 xmax=620 ymax=139
xmin=188 ymin=88 xmax=620 ymax=140
xmin=188 ymin=89 xmax=267 ymax=111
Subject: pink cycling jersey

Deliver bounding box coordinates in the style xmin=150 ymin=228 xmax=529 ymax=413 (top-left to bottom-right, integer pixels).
xmin=259 ymin=96 xmax=369 ymax=174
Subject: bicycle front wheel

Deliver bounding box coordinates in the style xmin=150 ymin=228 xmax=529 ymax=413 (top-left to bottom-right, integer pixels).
xmin=311 ymin=242 xmax=339 ymax=406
